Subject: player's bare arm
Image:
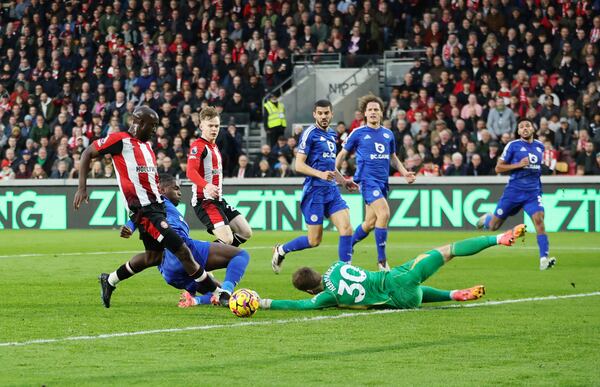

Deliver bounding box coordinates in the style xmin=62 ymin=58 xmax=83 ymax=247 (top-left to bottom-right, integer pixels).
xmin=295 ymin=152 xmax=335 ymax=181
xmin=495 ymin=157 xmax=529 ymax=174
xmin=73 ymin=145 xmax=100 ymax=209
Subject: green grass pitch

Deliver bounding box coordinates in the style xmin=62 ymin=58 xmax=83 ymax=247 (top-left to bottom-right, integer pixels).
xmin=1 ymin=229 xmax=600 ymax=385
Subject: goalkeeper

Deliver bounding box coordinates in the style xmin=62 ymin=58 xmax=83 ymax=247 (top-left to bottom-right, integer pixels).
xmin=260 ymin=225 xmax=526 ymax=310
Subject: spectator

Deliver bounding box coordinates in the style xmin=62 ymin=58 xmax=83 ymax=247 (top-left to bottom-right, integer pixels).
xmin=255 ymin=159 xmax=274 ymax=177
xmin=30 ymin=164 xmax=47 ymax=179
xmin=576 ymin=142 xmax=598 ymax=175
xmin=444 ymin=152 xmax=468 ymax=176
xmin=254 ymin=144 xmax=277 ymax=169
xmin=487 ymin=97 xmax=516 ymax=140
xmin=0 ymin=159 xmax=15 ymax=180
xmin=233 ymin=155 xmax=253 ymax=178
xmin=467 ymin=154 xmax=487 ymax=176
xmin=50 ymin=161 xmax=69 ymax=179
xmin=417 ymin=156 xmax=440 ymax=176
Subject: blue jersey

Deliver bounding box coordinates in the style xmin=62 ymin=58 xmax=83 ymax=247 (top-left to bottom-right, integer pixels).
xmin=343 ymin=125 xmax=396 ymax=184
xmin=297 ymin=124 xmax=338 ymax=188
xmin=499 ymin=139 xmax=544 ymax=192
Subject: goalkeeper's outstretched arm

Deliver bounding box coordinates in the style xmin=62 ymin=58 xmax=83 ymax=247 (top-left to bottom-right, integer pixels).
xmin=260 ymin=291 xmax=337 ymax=310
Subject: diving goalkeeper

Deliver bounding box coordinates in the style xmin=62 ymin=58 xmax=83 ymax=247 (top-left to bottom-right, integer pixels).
xmin=259 ymin=225 xmax=526 ymax=310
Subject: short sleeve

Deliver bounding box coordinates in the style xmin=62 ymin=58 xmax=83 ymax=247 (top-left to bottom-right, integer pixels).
xmin=388 ymin=130 xmax=396 ymax=154
xmin=499 ymin=142 xmax=513 ymax=162
xmin=297 ymin=128 xmax=312 ymax=155
xmin=343 ymin=129 xmax=359 ymax=152
xmin=93 ymin=133 xmax=125 ymax=155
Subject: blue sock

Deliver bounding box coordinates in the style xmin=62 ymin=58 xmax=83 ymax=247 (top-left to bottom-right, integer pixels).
xmin=282 ymin=236 xmax=311 ymax=254
xmin=352 ymin=225 xmax=369 ymax=246
xmin=537 ymin=234 xmax=549 ymax=258
xmin=195 ymin=293 xmax=213 ymax=305
xmin=374 ymin=227 xmax=388 ymax=262
xmin=483 ymin=214 xmax=492 ymax=229
xmin=338 ymin=235 xmax=352 ymax=262
xmin=223 ymin=250 xmax=250 ymax=292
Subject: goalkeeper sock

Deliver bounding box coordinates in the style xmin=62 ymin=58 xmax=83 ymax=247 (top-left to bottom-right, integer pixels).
xmin=537 ymin=234 xmax=549 ymax=258
xmin=451 ymin=235 xmax=497 ymax=256
xmin=338 ymin=235 xmax=352 ymax=262
xmin=421 ymin=286 xmax=452 ymax=303
xmin=374 ymin=227 xmax=388 ymax=262
xmin=282 ymin=236 xmax=311 ymax=254
xmin=352 ymin=225 xmax=369 ymax=246
xmin=223 ymin=250 xmax=249 ymax=292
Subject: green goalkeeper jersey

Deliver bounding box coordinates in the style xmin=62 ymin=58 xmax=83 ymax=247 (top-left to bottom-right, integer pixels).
xmin=270 ymin=261 xmax=392 ymax=310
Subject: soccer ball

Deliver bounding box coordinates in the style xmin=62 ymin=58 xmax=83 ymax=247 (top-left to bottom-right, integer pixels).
xmin=229 ymin=289 xmax=259 ymax=318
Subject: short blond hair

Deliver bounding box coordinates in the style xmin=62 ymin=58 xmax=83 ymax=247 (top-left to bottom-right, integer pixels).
xmin=199 ymin=106 xmax=219 ymax=122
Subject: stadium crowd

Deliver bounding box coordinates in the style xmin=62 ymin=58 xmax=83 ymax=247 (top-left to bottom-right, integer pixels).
xmin=1 ymin=0 xmax=600 ymax=181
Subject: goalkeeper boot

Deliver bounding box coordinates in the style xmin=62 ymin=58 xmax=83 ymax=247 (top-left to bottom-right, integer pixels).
xmin=539 ymin=256 xmax=557 ymax=271
xmin=98 ymin=273 xmax=115 ymax=308
xmin=498 ymin=224 xmax=527 ymax=246
xmin=451 ymin=285 xmax=485 ymax=301
xmin=272 ymin=244 xmax=285 ymax=274
xmin=178 ymin=291 xmax=198 ymax=308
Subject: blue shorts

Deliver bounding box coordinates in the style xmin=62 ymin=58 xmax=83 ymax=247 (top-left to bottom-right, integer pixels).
xmin=494 ymin=188 xmax=544 ymax=219
xmin=301 ymin=185 xmax=348 ymax=225
xmin=158 ymin=239 xmax=210 ymax=293
xmin=359 ymin=180 xmax=389 ymax=205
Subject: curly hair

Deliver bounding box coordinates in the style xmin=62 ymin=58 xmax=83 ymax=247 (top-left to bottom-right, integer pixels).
xmin=358 ymin=94 xmax=385 ymax=115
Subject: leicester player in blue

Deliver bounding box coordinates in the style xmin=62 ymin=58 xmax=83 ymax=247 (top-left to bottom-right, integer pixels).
xmin=272 ymin=100 xmax=358 ymax=274
xmin=477 ymin=118 xmax=556 ymax=270
xmin=336 ymin=94 xmax=416 ymax=271
xmin=121 ymin=174 xmax=250 ymax=306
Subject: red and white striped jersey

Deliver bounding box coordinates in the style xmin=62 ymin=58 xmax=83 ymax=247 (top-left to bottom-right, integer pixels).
xmin=93 ymin=132 xmax=162 ymax=211
xmin=187 ymin=137 xmax=223 ymax=206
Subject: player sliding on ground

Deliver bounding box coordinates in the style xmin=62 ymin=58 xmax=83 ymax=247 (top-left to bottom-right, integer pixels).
xmin=259 ymin=225 xmax=526 ymax=310
xmin=120 ymin=174 xmax=249 ymax=307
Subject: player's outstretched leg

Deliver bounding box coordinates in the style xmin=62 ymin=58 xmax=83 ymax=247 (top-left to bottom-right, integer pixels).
xmin=421 ymin=285 xmax=485 ymax=303
xmin=100 ymin=252 xmax=159 ymax=308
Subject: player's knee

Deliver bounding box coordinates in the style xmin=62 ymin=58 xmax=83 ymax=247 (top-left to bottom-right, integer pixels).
xmin=144 ymin=251 xmax=163 ymax=266
xmin=363 ymin=219 xmax=376 ymax=231
xmin=220 ymin=234 xmax=234 ymax=245
xmin=238 ymin=227 xmax=252 ymax=240
xmin=340 ymin=224 xmax=353 ymax=236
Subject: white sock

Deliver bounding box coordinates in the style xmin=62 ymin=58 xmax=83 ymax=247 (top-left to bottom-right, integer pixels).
xmin=108 ymin=271 xmax=120 ymax=287
xmin=277 ymin=245 xmax=285 ymax=256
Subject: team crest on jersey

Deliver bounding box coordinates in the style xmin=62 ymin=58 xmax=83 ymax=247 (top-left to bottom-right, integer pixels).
xmin=160 ymin=221 xmax=169 ymax=229
xmin=310 ymin=214 xmax=318 ymax=222
xmin=373 ymin=190 xmax=380 ymax=197
xmin=98 ymin=137 xmax=107 ymax=146
xmin=496 ymin=208 xmax=504 ymax=216
xmin=191 ymin=146 xmax=198 ymax=155
xmin=383 ymin=133 xmax=390 ymax=139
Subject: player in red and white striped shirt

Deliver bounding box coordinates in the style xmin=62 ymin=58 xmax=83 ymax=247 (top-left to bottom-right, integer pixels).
xmin=74 ymin=106 xmax=219 ymax=308
xmin=187 ymin=107 xmax=252 ymax=246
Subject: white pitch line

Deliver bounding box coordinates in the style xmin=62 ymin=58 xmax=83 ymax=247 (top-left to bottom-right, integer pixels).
xmin=2 ymin=243 xmax=600 ymax=259
xmin=1 ymin=291 xmax=599 ymax=348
